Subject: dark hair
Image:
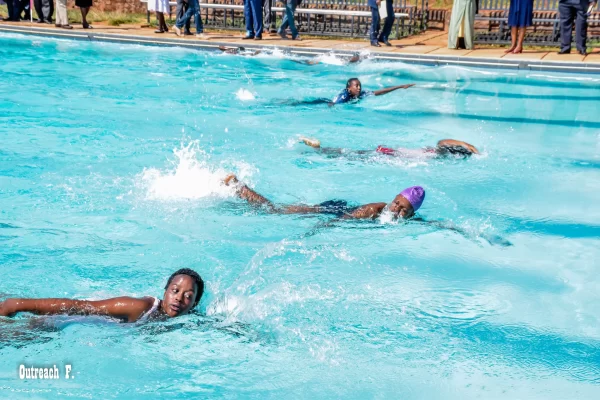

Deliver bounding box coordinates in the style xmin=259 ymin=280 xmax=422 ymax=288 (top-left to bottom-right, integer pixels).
xmin=164 ymin=268 xmax=205 ymax=307
xmin=346 ymin=78 xmax=360 ymax=88
xmin=437 ymin=145 xmax=474 ymax=157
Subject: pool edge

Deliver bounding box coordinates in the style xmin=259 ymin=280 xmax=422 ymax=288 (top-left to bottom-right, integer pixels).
xmin=3 ymin=25 xmax=600 ymax=74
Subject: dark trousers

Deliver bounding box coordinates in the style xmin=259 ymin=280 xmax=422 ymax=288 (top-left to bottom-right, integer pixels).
xmin=244 ymin=0 xmax=263 ymax=37
xmin=559 ymin=2 xmax=588 ymax=52
xmin=7 ymin=0 xmax=27 ymax=20
xmin=263 ymin=0 xmax=273 ymax=31
xmin=34 ymin=0 xmax=54 ymax=22
xmin=370 ymin=2 xmax=395 ymax=42
xmin=176 ymin=0 xmax=191 ymax=32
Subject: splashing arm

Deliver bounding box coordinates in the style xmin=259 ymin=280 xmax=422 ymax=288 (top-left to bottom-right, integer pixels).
xmin=373 ymin=84 xmax=415 ymax=96
xmin=0 ymin=297 xmax=154 ymax=322
xmin=223 ymin=174 xmax=276 ymax=211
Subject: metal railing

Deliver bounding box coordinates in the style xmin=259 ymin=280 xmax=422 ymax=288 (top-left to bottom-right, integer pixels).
xmin=141 ymin=0 xmax=428 ymax=39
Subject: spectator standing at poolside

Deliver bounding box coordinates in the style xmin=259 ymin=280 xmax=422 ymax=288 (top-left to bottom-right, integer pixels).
xmin=33 ymin=0 xmax=54 ymax=24
xmin=277 ymin=0 xmax=301 ymax=40
xmin=263 ymin=0 xmax=275 ymax=34
xmin=148 ymin=0 xmax=170 ymax=33
xmin=448 ymin=0 xmax=476 ymax=49
xmin=176 ymin=0 xmax=192 ymax=35
xmin=243 ymin=0 xmax=263 ymax=39
xmin=558 ymin=0 xmax=595 ymax=55
xmin=368 ymin=0 xmax=395 ymax=47
xmin=174 ymin=0 xmax=206 ymax=38
xmin=505 ymin=0 xmax=533 ymax=53
xmin=55 ymin=0 xmax=73 ymax=29
xmin=76 ymin=0 xmax=93 ymax=29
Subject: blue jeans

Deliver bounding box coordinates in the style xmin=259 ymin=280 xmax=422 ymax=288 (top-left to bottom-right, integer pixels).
xmin=278 ymin=0 xmax=298 ymax=37
xmin=244 ymin=0 xmax=264 ymax=37
xmin=370 ymin=6 xmax=380 ymax=42
xmin=176 ymin=0 xmax=203 ymax=33
xmin=559 ymin=1 xmax=588 ymax=52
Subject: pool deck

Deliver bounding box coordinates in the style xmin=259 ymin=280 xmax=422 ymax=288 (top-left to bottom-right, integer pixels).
xmin=3 ymin=21 xmax=600 ymax=73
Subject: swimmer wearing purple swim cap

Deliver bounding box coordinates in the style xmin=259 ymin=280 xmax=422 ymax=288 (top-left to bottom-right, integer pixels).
xmin=223 ymin=174 xmax=425 ymax=220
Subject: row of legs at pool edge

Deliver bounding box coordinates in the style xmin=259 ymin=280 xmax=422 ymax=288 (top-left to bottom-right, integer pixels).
xmin=448 ymin=0 xmax=595 ymax=56
xmin=153 ymin=0 xmax=396 ymax=45
xmin=1 ymin=0 xmax=92 ymax=30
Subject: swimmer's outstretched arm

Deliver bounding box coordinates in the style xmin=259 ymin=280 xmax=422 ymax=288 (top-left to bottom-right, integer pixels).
xmin=223 ymin=174 xmax=276 ymax=211
xmin=373 ymin=84 xmax=415 ymax=96
xmin=436 ymin=139 xmax=479 ymax=154
xmin=0 ymin=297 xmax=155 ymax=323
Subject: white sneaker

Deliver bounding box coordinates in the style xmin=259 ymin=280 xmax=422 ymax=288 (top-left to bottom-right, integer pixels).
xmin=196 ymin=33 xmax=208 ymax=40
xmin=174 ymin=26 xmax=182 ymax=37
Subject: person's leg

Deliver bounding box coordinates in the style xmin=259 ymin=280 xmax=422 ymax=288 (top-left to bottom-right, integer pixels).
xmin=176 ymin=0 xmax=194 ymax=34
xmin=370 ymin=6 xmax=380 ymax=46
xmin=192 ymin=0 xmax=203 ymax=34
xmin=574 ymin=3 xmax=588 ymax=54
xmin=378 ymin=0 xmax=395 ymax=44
xmin=287 ymin=0 xmax=298 ymax=38
xmin=263 ymin=0 xmax=272 ymax=32
xmin=45 ymin=0 xmax=54 ymax=23
xmin=505 ymin=26 xmax=517 ymax=53
xmin=34 ymin=0 xmax=44 ymax=22
xmin=514 ymin=26 xmax=526 ymax=53
xmin=55 ymin=0 xmax=70 ymax=27
xmin=251 ymin=0 xmax=263 ymax=38
xmin=559 ymin=3 xmax=575 ymax=53
xmin=244 ymin=0 xmax=255 ymax=37
xmin=278 ymin=6 xmax=290 ymax=37
xmin=81 ymin=7 xmax=90 ymax=28
xmin=155 ymin=12 xmax=164 ymax=32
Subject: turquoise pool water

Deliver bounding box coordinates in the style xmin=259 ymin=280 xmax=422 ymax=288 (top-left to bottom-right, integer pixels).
xmin=1 ymin=33 xmax=600 ymax=398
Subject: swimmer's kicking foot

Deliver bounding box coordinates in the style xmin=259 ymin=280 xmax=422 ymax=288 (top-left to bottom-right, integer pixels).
xmin=223 ymin=174 xmax=424 ymax=220
xmin=0 ymin=269 xmax=204 ymax=323
xmin=299 ymin=137 xmax=479 ymax=158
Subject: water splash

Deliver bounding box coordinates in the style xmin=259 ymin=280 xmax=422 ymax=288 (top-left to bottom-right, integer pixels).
xmin=140 ymin=141 xmax=236 ymax=201
xmin=236 ymin=88 xmax=256 ymax=101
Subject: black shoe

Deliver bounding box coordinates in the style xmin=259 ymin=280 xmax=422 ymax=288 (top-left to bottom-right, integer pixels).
xmin=380 ymin=39 xmax=392 ymax=47
xmin=578 ymin=49 xmax=587 ymax=56
xmin=183 ymin=31 xmax=193 ymax=36
xmin=45 ymin=19 xmax=53 ymax=24
xmin=36 ymin=19 xmax=45 ymax=23
xmin=558 ymin=48 xmax=571 ymax=54
xmin=370 ymin=40 xmax=381 ymax=47
xmin=457 ymin=37 xmax=466 ymax=49
xmin=242 ymin=35 xmax=255 ymax=40
xmin=254 ymin=35 xmax=262 ymax=40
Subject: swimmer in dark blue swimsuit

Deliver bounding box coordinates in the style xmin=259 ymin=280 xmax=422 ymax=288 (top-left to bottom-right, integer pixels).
xmin=223 ymin=174 xmax=424 ymax=220
xmin=285 ymin=78 xmax=415 ymax=107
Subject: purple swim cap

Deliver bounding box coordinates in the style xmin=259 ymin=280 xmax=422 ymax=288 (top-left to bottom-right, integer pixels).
xmin=399 ymin=186 xmax=425 ymax=212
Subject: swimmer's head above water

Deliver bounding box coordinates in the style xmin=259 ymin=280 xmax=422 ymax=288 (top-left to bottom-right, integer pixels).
xmin=346 ymin=78 xmax=362 ymax=98
xmin=161 ymin=268 xmax=204 ymax=317
xmin=388 ymin=186 xmax=425 ymax=219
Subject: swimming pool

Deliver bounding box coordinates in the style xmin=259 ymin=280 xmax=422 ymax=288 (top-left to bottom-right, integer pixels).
xmin=1 ymin=33 xmax=600 ymax=398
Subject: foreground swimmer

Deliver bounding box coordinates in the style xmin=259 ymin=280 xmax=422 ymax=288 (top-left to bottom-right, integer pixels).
xmin=300 ymin=137 xmax=479 ymax=158
xmin=0 ymin=269 xmax=204 ymax=323
xmin=223 ymin=174 xmax=425 ymax=220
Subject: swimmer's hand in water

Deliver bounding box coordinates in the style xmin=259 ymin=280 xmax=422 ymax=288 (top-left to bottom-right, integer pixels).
xmin=0 ymin=299 xmax=16 ymax=317
xmin=299 ymin=137 xmax=321 ymax=148
xmin=223 ymin=174 xmax=239 ymax=186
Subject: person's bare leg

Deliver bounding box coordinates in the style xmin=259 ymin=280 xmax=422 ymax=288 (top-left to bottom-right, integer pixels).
xmin=505 ymin=27 xmax=517 ymax=53
xmin=513 ymin=27 xmax=526 ymax=53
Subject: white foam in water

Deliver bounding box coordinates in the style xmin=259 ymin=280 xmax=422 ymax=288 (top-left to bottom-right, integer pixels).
xmin=140 ymin=141 xmax=236 ymax=200
xmin=236 ymin=88 xmax=256 ymax=101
